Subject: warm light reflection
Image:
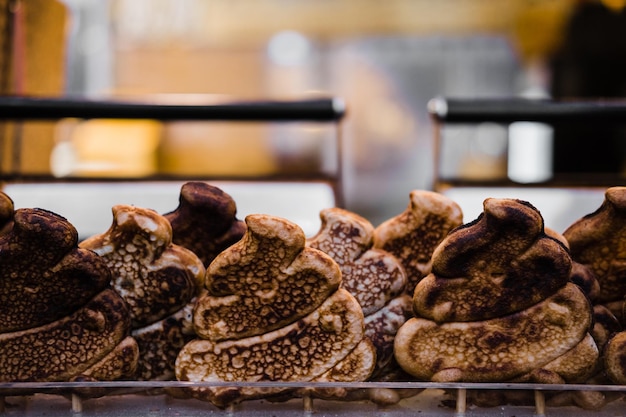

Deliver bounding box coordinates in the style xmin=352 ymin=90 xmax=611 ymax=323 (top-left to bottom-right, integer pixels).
xmin=51 ymin=119 xmax=162 ymax=177
xmin=601 ymin=0 xmax=626 ymax=12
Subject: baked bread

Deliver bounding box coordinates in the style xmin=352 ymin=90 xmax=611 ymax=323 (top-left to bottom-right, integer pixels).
xmin=563 ymin=186 xmax=626 ymax=322
xmin=307 ymin=208 xmax=411 ymax=376
xmin=413 ymin=199 xmax=571 ymax=323
xmin=164 ymin=182 xmax=246 ymax=267
xmin=373 ymin=190 xmax=463 ymax=294
xmin=0 ymin=201 xmax=138 ymax=383
xmin=176 ymin=214 xmax=374 ymax=407
xmin=192 ymin=214 xmax=342 ymax=341
xmin=562 ymin=187 xmax=626 ymax=387
xmin=81 ymin=204 xmax=205 ymax=380
xmin=395 ymin=198 xmax=598 ymax=385
xmin=463 ymin=226 xmax=618 ymax=410
xmin=0 ymin=191 xmax=13 ymax=233
xmin=548 ymin=227 xmax=619 ymax=354
xmin=605 ymin=331 xmax=626 ymax=384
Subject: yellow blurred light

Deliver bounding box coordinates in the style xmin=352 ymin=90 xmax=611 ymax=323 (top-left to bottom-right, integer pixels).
xmin=57 ymin=119 xmax=162 ymax=177
xmin=602 ymin=0 xmax=626 ymax=12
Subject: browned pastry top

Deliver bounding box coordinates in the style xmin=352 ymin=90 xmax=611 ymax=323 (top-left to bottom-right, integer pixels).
xmin=0 ymin=191 xmax=13 ymax=232
xmin=164 ymin=182 xmax=246 ymax=267
xmin=0 ymin=208 xmax=112 ymax=333
xmin=372 ymin=190 xmax=463 ymax=294
xmin=395 ymin=283 xmax=594 ymax=383
xmin=546 ymin=226 xmax=601 ymax=301
xmin=414 ymin=198 xmax=572 ymax=323
xmin=81 ymin=204 xmax=205 ymax=328
xmin=179 ymin=289 xmax=363 ymax=381
xmin=605 ymin=330 xmax=626 ymax=384
xmin=307 ymin=207 xmax=406 ymax=316
xmin=306 ymin=207 xmax=411 ymax=380
xmin=563 ymin=186 xmax=626 ymax=303
xmin=0 ymin=288 xmax=132 ymax=382
xmin=312 ymin=338 xmax=377 ymax=384
xmin=193 ymin=214 xmax=342 ymax=342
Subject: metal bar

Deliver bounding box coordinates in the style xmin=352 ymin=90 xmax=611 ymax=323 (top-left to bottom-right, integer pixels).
xmin=0 ymin=96 xmax=346 ymax=122
xmin=0 ymin=173 xmax=341 ymax=184
xmin=428 ymin=97 xmax=626 ymax=124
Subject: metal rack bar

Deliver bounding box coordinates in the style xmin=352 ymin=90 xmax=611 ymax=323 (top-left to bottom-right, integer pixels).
xmin=0 ymin=95 xmax=346 ymax=206
xmin=428 ymin=97 xmax=626 ymax=124
xmin=428 ymin=96 xmax=626 ymax=191
xmin=0 ymin=96 xmax=346 ymax=122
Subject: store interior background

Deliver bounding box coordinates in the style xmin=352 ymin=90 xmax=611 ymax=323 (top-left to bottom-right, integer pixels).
xmin=2 ymin=0 xmax=626 ymax=237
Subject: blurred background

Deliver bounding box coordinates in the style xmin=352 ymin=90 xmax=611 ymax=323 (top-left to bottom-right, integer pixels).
xmin=1 ymin=0 xmax=625 ymax=236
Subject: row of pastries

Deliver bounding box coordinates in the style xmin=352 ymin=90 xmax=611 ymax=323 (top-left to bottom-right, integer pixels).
xmin=0 ymin=182 xmax=625 ymax=410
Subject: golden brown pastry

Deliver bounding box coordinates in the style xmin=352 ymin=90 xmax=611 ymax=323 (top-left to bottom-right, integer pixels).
xmin=561 ymin=187 xmax=626 ymax=390
xmin=0 ymin=204 xmax=138 ymax=383
xmin=0 ymin=289 xmax=136 ymax=381
xmin=462 ymin=226 xmax=619 ymax=410
xmin=176 ymin=214 xmax=374 ymax=407
xmin=563 ymin=186 xmax=626 ymax=323
xmin=605 ymin=331 xmax=626 ymax=384
xmin=163 ymin=182 xmax=246 ymax=267
xmin=413 ymin=199 xmax=571 ymax=323
xmin=0 ymin=191 xmax=13 ymax=233
xmin=395 ymin=198 xmax=598 ymax=385
xmin=192 ymin=214 xmax=342 ymax=341
xmin=373 ymin=190 xmax=463 ymax=294
xmin=307 ymin=208 xmax=411 ymax=376
xmin=547 ymin=226 xmax=601 ymax=301
xmin=81 ymin=204 xmax=205 ymax=380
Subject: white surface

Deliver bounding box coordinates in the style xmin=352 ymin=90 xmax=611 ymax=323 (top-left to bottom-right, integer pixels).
xmin=442 ymin=186 xmax=607 ymax=234
xmin=507 ymin=122 xmax=554 ymax=184
xmin=2 ymin=181 xmax=336 ymax=239
xmin=2 ymin=182 xmax=611 ymax=239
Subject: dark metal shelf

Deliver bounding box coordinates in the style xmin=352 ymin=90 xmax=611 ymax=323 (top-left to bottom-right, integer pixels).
xmin=0 ymin=95 xmax=347 ymax=206
xmin=0 ymin=96 xmax=346 ymax=122
xmin=428 ymin=97 xmax=626 ymax=124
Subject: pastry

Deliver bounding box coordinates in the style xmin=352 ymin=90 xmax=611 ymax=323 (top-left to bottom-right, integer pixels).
xmin=605 ymin=331 xmax=626 ymax=384
xmin=562 ymin=187 xmax=626 ymax=387
xmin=373 ymin=190 xmax=463 ymax=294
xmin=164 ymin=182 xmax=246 ymax=267
xmin=81 ymin=204 xmax=205 ymax=380
xmin=395 ymin=198 xmax=598 ymax=385
xmin=192 ymin=214 xmax=342 ymax=341
xmin=0 ymin=196 xmax=138 ymax=383
xmin=563 ymin=186 xmax=626 ymax=323
xmin=307 ymin=208 xmax=411 ymax=377
xmin=176 ymin=214 xmax=374 ymax=407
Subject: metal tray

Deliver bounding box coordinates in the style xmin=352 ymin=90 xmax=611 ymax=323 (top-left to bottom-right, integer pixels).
xmin=1 ymin=381 xmax=625 ymax=416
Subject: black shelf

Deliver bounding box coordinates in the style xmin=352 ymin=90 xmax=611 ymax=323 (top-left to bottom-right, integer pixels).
xmin=428 ymin=97 xmax=626 ymax=124
xmin=0 ymin=96 xmax=346 ymax=122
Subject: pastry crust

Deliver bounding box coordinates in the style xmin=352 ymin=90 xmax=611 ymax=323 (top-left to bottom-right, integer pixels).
xmin=307 ymin=207 xmax=410 ymax=376
xmin=308 ymin=207 xmax=407 ymax=316
xmin=176 ymin=214 xmax=372 ymax=407
xmin=564 ymin=186 xmax=626 ymax=305
xmin=395 ymin=283 xmax=594 ymax=382
xmin=81 ymin=205 xmax=204 ymax=328
xmin=164 ymin=182 xmax=246 ymax=267
xmin=1 ymin=209 xmax=112 ymax=332
xmin=176 ymin=288 xmax=366 ymax=407
xmin=395 ymin=198 xmax=598 ymax=385
xmin=414 ymin=199 xmax=571 ymax=323
xmin=373 ymin=190 xmax=463 ymax=294
xmin=81 ymin=204 xmax=205 ymax=380
xmin=605 ymin=331 xmax=626 ymax=384
xmin=194 ymin=214 xmax=342 ymax=342
xmin=0 ymin=288 xmax=135 ymax=381
xmin=0 ymin=200 xmax=137 ymax=383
